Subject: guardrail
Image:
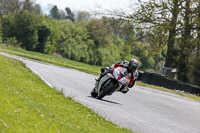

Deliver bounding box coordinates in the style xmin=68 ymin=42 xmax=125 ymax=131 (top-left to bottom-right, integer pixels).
xmin=138 ymin=71 xmax=200 ymax=95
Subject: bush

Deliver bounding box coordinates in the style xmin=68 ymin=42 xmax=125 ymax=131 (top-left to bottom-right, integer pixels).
xmin=4 ymin=37 xmax=20 ymax=47
xmin=0 ymin=22 xmax=2 ymax=43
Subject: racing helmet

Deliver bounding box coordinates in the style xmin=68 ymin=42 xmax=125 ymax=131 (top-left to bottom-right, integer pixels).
xmin=128 ymin=59 xmax=138 ymax=72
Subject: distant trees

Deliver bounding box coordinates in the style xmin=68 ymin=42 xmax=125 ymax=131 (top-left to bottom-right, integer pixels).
xmin=65 ymin=7 xmax=75 ymax=22
xmin=76 ymin=11 xmax=91 ymax=22
xmin=49 ymin=6 xmax=75 ymax=22
xmin=49 ymin=5 xmax=61 ymax=20
xmin=55 ymin=20 xmax=93 ymax=63
xmin=0 ymin=0 xmax=21 ymax=16
xmin=0 ymin=0 xmax=41 ymax=16
xmin=22 ymin=0 xmax=41 ymax=14
xmin=1 ymin=10 xmax=52 ymax=52
xmin=14 ymin=11 xmax=39 ymax=50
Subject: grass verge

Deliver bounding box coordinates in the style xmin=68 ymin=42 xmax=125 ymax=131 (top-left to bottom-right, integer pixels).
xmin=0 ymin=47 xmax=101 ymax=75
xmin=0 ymin=55 xmax=132 ymax=133
xmin=136 ymin=82 xmax=200 ymax=102
xmin=0 ymin=46 xmax=200 ymax=103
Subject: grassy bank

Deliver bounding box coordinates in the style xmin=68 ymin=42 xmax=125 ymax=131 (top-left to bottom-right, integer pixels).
xmin=0 ymin=55 xmax=132 ymax=133
xmin=0 ymin=46 xmax=200 ymax=103
xmin=137 ymin=82 xmax=200 ymax=101
xmin=0 ymin=46 xmax=101 ymax=75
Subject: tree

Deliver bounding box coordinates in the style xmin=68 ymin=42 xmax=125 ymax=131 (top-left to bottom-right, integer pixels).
xmin=14 ymin=11 xmax=39 ymax=50
xmin=196 ymin=1 xmax=200 ymax=59
xmin=0 ymin=21 xmax=2 ymax=43
xmin=59 ymin=10 xmax=67 ymax=19
xmin=0 ymin=0 xmax=41 ymax=16
xmin=77 ymin=11 xmax=91 ymax=22
xmin=1 ymin=13 xmax=15 ymax=41
xmin=188 ymin=0 xmax=200 ymax=85
xmin=131 ymin=0 xmax=182 ymax=68
xmin=164 ymin=0 xmax=180 ymax=68
xmin=49 ymin=5 xmax=61 ymax=20
xmin=56 ymin=20 xmax=95 ymax=64
xmin=21 ymin=0 xmax=41 ymax=14
xmin=36 ymin=25 xmax=51 ymax=53
xmin=65 ymin=7 xmax=75 ymax=22
xmin=130 ymin=0 xmax=200 ymax=84
xmin=0 ymin=0 xmax=21 ymax=16
xmin=177 ymin=0 xmax=192 ymax=82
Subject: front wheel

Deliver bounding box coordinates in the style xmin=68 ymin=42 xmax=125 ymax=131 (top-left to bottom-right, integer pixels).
xmin=91 ymin=87 xmax=98 ymax=98
xmin=96 ymin=80 xmax=116 ymax=100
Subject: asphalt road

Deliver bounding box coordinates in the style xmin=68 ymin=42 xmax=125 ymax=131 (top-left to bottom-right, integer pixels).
xmin=1 ymin=52 xmax=200 ymax=133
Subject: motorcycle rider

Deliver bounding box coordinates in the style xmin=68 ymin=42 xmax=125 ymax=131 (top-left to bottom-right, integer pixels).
xmin=97 ymin=59 xmax=139 ymax=94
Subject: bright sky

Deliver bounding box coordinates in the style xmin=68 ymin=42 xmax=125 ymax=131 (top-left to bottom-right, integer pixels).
xmin=36 ymin=0 xmax=137 ymax=14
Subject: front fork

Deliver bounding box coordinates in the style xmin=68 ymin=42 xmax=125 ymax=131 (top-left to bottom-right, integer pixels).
xmin=95 ymin=73 xmax=122 ymax=94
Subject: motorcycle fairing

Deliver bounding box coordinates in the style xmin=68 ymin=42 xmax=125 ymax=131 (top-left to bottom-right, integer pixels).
xmin=96 ymin=73 xmax=122 ymax=94
xmin=112 ymin=67 xmax=128 ymax=85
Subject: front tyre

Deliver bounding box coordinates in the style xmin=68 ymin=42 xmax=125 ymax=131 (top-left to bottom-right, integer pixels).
xmin=96 ymin=80 xmax=115 ymax=100
xmin=91 ymin=87 xmax=98 ymax=98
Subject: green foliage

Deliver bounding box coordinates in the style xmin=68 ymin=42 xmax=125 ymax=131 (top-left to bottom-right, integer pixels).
xmin=36 ymin=25 xmax=51 ymax=53
xmin=98 ymin=44 xmax=121 ymax=66
xmin=131 ymin=42 xmax=157 ymax=71
xmin=4 ymin=37 xmax=19 ymax=47
xmin=0 ymin=21 xmax=2 ymax=43
xmin=85 ymin=18 xmax=126 ymax=66
xmin=86 ymin=18 xmax=113 ymax=47
xmin=49 ymin=5 xmax=61 ymax=20
xmin=1 ymin=11 xmax=53 ymax=53
xmin=76 ymin=11 xmax=91 ymax=22
xmin=14 ymin=11 xmax=39 ymax=50
xmin=42 ymin=19 xmax=60 ymax=54
xmin=22 ymin=0 xmax=41 ymax=14
xmin=56 ymin=20 xmax=95 ymax=64
xmin=65 ymin=7 xmax=75 ymax=22
xmin=2 ymin=11 xmax=43 ymax=50
xmin=0 ymin=0 xmax=42 ymax=16
xmin=1 ymin=13 xmax=15 ymax=41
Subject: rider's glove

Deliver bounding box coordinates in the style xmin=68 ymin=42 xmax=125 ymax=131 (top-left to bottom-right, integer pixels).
xmin=108 ymin=64 xmax=115 ymax=72
xmin=110 ymin=64 xmax=114 ymax=69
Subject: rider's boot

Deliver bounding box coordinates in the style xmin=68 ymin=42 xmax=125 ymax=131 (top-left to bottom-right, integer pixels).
xmin=118 ymin=85 xmax=129 ymax=94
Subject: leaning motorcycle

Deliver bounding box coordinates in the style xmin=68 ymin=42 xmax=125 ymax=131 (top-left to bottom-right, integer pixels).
xmin=91 ymin=67 xmax=129 ymax=99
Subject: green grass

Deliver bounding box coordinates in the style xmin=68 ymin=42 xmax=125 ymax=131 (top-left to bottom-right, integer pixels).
xmin=0 ymin=55 xmax=132 ymax=133
xmin=0 ymin=46 xmax=200 ymax=103
xmin=136 ymin=82 xmax=200 ymax=102
xmin=0 ymin=46 xmax=101 ymax=75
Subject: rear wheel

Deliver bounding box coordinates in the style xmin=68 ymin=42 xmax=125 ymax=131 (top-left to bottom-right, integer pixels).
xmin=96 ymin=80 xmax=116 ymax=100
xmin=91 ymin=87 xmax=98 ymax=98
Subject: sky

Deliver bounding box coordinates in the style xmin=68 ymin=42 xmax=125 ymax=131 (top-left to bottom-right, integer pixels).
xmin=36 ymin=0 xmax=137 ymax=14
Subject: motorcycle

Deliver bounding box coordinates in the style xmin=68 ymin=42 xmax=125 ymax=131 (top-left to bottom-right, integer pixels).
xmin=91 ymin=66 xmax=129 ymax=99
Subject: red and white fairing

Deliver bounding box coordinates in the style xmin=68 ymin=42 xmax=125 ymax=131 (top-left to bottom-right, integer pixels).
xmin=96 ymin=66 xmax=129 ymax=94
xmin=111 ymin=67 xmax=128 ymax=85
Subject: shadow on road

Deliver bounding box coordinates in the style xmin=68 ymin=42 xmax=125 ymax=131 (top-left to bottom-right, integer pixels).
xmin=88 ymin=96 xmax=122 ymax=105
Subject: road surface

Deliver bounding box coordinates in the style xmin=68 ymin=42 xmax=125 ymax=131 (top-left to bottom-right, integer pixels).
xmin=1 ymin=52 xmax=200 ymax=133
